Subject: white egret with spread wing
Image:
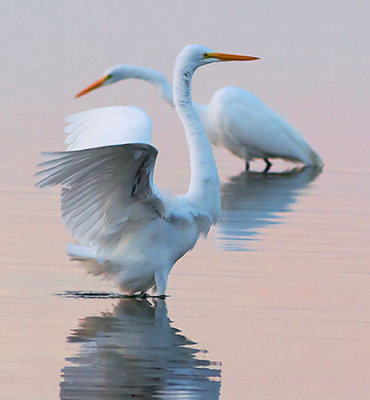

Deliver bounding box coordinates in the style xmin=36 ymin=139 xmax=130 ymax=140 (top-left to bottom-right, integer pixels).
xmin=36 ymin=45 xmax=258 ymax=296
xmin=78 ymin=63 xmax=322 ymax=172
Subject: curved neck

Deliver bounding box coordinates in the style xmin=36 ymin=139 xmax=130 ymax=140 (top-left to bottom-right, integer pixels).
xmin=117 ymin=66 xmax=173 ymax=105
xmin=173 ymin=61 xmax=220 ymax=223
xmin=115 ymin=66 xmax=211 ymax=135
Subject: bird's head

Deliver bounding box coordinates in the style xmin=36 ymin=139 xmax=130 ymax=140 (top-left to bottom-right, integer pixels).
xmin=176 ymin=44 xmax=259 ymax=72
xmin=75 ymin=65 xmax=137 ymax=98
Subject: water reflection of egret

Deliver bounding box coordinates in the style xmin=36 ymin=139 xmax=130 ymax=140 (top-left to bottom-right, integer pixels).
xmin=219 ymin=166 xmax=322 ymax=251
xmin=60 ymin=299 xmax=221 ymax=399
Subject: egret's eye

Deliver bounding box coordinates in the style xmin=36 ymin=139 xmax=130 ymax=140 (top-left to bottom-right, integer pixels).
xmin=106 ymin=73 xmax=113 ymax=80
xmin=202 ymin=53 xmax=209 ymax=59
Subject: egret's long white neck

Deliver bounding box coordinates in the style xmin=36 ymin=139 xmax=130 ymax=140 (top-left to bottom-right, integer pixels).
xmin=115 ymin=66 xmax=209 ymax=113
xmin=173 ymin=59 xmax=221 ymax=223
xmin=114 ymin=66 xmax=213 ymax=142
xmin=116 ymin=66 xmax=173 ymax=104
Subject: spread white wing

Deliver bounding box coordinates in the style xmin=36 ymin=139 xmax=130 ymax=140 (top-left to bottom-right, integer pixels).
xmin=65 ymin=106 xmax=153 ymax=150
xmin=36 ymin=143 xmax=164 ymax=247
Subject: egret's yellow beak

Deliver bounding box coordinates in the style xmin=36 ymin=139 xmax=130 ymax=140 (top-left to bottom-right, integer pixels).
xmin=75 ymin=74 xmax=111 ymax=98
xmin=205 ymin=52 xmax=259 ymax=62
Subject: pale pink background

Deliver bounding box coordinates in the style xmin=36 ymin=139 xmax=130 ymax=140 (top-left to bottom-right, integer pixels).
xmin=1 ymin=1 xmax=369 ymax=399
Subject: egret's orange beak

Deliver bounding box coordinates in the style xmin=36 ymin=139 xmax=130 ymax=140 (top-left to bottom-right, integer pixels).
xmin=75 ymin=74 xmax=111 ymax=98
xmin=206 ymin=52 xmax=259 ymax=62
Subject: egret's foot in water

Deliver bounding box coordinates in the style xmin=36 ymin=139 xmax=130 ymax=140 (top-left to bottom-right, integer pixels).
xmin=138 ymin=291 xmax=167 ymax=299
xmin=152 ymin=294 xmax=168 ymax=299
xmin=119 ymin=293 xmax=147 ymax=298
xmin=263 ymin=158 xmax=272 ymax=173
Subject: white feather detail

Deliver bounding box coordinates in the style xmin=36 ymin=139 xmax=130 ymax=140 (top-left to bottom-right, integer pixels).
xmin=65 ymin=106 xmax=153 ymax=150
xmin=36 ymin=143 xmax=162 ymax=247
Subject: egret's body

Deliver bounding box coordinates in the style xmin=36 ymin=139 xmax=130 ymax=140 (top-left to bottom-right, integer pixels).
xmin=94 ymin=64 xmax=322 ymax=171
xmin=64 ymin=183 xmax=206 ymax=295
xmin=36 ymin=45 xmax=257 ymax=296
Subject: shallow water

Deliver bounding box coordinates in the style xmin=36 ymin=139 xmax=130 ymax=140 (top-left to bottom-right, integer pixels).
xmin=1 ymin=1 xmax=370 ymax=399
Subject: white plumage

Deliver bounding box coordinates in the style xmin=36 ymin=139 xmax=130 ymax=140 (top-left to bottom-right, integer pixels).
xmin=201 ymin=87 xmax=323 ymax=167
xmin=91 ymin=63 xmax=323 ymax=171
xmin=36 ymin=45 xmax=258 ymax=296
xmin=65 ymin=106 xmax=152 ymax=150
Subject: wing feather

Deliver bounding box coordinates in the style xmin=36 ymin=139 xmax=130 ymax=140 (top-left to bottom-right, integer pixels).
xmin=64 ymin=106 xmax=153 ymax=150
xmin=36 ymin=144 xmax=163 ymax=246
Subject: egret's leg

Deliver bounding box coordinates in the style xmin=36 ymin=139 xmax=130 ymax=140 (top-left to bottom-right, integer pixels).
xmin=153 ymin=269 xmax=168 ymax=299
xmin=244 ymin=149 xmax=250 ymax=171
xmin=263 ymin=158 xmax=272 ymax=173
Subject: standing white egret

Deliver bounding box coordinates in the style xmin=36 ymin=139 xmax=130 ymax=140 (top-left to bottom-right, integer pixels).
xmin=36 ymin=45 xmax=258 ymax=297
xmin=77 ymin=63 xmax=323 ymax=172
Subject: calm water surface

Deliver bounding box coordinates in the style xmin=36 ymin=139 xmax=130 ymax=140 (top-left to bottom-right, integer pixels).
xmin=1 ymin=1 xmax=370 ymax=399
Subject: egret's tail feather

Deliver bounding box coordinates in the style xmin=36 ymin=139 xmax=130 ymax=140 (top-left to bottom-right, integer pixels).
xmin=67 ymin=243 xmax=95 ymax=260
xmin=66 ymin=244 xmax=114 ymax=278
